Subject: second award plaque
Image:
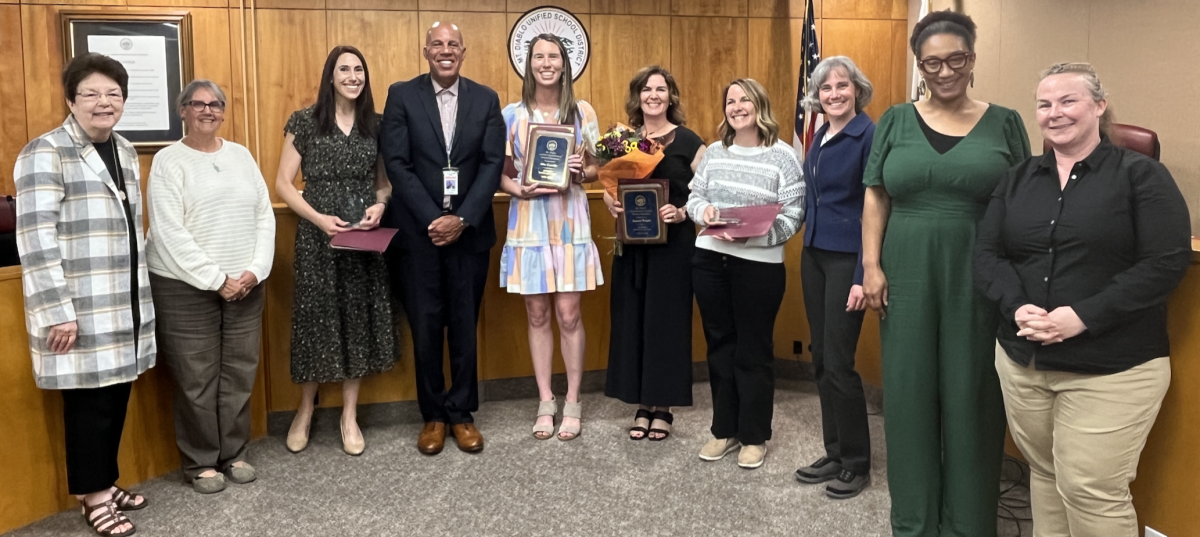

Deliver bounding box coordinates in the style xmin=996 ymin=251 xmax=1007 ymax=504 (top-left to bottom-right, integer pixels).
xmin=523 ymin=124 xmax=577 ymax=191
xmin=616 ymin=178 xmax=669 ymax=245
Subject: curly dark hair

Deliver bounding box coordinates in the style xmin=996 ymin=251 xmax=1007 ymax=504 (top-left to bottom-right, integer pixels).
xmin=62 ymin=53 xmax=129 ymax=103
xmin=909 ymin=10 xmax=978 ymax=56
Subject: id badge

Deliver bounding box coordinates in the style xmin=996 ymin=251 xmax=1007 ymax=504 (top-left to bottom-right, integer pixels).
xmin=443 ymin=168 xmax=459 ymax=196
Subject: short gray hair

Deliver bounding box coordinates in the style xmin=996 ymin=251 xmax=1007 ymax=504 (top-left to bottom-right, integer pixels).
xmin=177 ymin=79 xmax=227 ymax=112
xmin=800 ymin=56 xmax=873 ymax=114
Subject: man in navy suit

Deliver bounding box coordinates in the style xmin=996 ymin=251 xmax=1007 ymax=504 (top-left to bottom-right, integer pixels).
xmin=380 ymin=22 xmax=505 ymax=455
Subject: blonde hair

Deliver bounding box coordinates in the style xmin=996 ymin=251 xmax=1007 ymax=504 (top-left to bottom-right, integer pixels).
xmin=520 ymin=34 xmax=578 ymax=125
xmin=717 ymin=78 xmax=779 ymax=147
xmin=1040 ymin=62 xmax=1113 ymax=138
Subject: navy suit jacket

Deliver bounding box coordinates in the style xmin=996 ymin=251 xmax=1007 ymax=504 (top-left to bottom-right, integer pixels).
xmin=380 ymin=73 xmax=506 ymax=254
xmin=802 ymin=112 xmax=875 ymax=284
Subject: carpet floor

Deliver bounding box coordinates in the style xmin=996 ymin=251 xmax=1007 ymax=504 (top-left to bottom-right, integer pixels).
xmin=8 ymin=379 xmax=1031 ymax=537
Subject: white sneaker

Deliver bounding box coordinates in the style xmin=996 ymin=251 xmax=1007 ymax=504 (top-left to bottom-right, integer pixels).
xmin=698 ymin=437 xmax=741 ymax=461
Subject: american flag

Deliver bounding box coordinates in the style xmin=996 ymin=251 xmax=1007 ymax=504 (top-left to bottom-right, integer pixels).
xmin=793 ymin=0 xmax=823 ymax=160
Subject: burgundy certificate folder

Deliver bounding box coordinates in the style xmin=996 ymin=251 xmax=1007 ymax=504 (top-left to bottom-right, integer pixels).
xmin=329 ymin=227 xmax=398 ymax=253
xmin=698 ymin=204 xmax=783 ymax=239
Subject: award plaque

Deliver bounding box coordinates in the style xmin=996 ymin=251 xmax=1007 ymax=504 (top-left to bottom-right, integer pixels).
xmin=616 ymin=179 xmax=669 ymax=245
xmin=523 ymin=124 xmax=577 ymax=191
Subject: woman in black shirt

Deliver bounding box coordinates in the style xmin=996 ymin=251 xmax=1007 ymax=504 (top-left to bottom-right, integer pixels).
xmin=974 ymin=63 xmax=1191 ymax=535
xmin=603 ymin=66 xmax=706 ymax=441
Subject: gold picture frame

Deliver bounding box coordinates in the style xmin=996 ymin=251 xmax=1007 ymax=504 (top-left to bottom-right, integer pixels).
xmin=61 ymin=10 xmax=194 ymax=150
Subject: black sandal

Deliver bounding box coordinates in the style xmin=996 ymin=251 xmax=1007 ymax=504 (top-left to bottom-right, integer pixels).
xmin=648 ymin=410 xmax=674 ymax=441
xmin=111 ymin=487 xmax=147 ymax=511
xmin=628 ymin=408 xmax=652 ymax=440
xmin=81 ymin=500 xmax=136 ymax=536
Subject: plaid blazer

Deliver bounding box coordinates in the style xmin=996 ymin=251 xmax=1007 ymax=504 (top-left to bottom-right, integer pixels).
xmin=14 ymin=115 xmax=156 ymax=389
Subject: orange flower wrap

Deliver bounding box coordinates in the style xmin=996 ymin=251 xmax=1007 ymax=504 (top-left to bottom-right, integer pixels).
xmin=597 ymin=150 xmax=665 ymax=199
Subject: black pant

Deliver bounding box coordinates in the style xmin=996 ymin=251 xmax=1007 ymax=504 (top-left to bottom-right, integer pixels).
xmin=692 ymin=248 xmax=785 ymax=445
xmin=388 ymin=246 xmax=489 ymax=424
xmin=61 ymin=381 xmax=133 ymax=495
xmin=801 ymin=246 xmax=871 ymax=473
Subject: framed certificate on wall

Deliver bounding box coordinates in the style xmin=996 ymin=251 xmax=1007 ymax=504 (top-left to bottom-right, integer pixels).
xmin=61 ymin=11 xmax=194 ymax=150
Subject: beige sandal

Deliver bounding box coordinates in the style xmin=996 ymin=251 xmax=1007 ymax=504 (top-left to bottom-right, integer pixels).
xmin=558 ymin=401 xmax=582 ymax=441
xmin=532 ymin=397 xmax=557 ymax=440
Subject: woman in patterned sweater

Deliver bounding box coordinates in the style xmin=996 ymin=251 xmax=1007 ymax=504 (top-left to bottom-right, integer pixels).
xmin=687 ymin=78 xmax=804 ymax=470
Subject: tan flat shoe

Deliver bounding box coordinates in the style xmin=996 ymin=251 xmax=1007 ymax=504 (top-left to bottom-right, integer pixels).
xmin=341 ymin=420 xmax=365 ymax=456
xmin=286 ymin=411 xmax=311 ymax=453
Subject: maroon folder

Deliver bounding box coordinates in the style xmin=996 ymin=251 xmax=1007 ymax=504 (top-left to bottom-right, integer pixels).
xmin=698 ymin=204 xmax=783 ymax=239
xmin=329 ymin=227 xmax=398 ymax=253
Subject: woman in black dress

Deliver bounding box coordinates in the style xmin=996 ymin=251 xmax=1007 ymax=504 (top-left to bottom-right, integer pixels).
xmin=274 ymin=46 xmax=397 ymax=456
xmin=603 ymin=66 xmax=706 ymax=441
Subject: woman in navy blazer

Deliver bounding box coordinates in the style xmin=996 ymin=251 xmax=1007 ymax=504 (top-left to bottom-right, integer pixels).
xmin=794 ymin=56 xmax=876 ymax=500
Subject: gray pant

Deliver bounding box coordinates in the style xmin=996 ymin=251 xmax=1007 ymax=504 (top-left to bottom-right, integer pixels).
xmin=151 ymin=273 xmax=264 ymax=480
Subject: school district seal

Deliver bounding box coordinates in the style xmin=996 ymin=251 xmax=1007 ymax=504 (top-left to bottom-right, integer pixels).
xmin=508 ymin=6 xmax=590 ymax=81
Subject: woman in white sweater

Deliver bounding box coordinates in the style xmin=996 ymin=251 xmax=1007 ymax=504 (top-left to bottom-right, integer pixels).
xmin=146 ymin=80 xmax=275 ymax=494
xmin=687 ymin=78 xmax=804 ymax=470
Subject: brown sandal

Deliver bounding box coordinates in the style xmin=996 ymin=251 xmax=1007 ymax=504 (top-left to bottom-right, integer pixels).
xmin=111 ymin=487 xmax=147 ymax=511
xmin=81 ymin=500 xmax=136 ymax=536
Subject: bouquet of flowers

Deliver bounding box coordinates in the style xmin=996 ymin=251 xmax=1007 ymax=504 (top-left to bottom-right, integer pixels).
xmin=595 ymin=123 xmax=665 ymax=199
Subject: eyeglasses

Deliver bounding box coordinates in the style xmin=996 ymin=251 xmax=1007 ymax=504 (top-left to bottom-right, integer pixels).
xmin=918 ymin=52 xmax=975 ymax=74
xmin=76 ymin=91 xmax=124 ymax=104
xmin=185 ymin=100 xmax=226 ymax=112
xmin=428 ymin=43 xmax=462 ymax=53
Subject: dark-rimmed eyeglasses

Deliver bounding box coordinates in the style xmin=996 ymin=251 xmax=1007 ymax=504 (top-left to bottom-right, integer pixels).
xmin=185 ymin=100 xmax=226 ymax=112
xmin=918 ymin=52 xmax=975 ymax=74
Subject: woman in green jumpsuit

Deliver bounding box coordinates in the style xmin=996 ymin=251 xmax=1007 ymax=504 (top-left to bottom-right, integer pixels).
xmin=861 ymin=11 xmax=1030 ymax=536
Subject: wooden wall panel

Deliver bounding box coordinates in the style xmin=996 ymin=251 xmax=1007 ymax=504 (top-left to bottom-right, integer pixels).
xmin=747 ymin=17 xmax=805 ymax=145
xmin=22 ymin=0 xmax=124 ymax=4
xmin=189 ymin=8 xmax=239 ymax=142
xmin=824 ymin=0 xmax=893 ymax=18
xmin=245 ymin=0 xmax=326 ymax=9
xmin=670 ymin=16 xmax=747 ymax=143
xmin=21 ymin=5 xmax=74 ymax=140
xmin=748 ymin=0 xmax=821 ymax=18
xmin=508 ymin=0 xmax=589 ymax=14
xmin=417 ymin=12 xmax=510 ymax=103
xmin=586 ymin=14 xmax=671 ymax=132
xmin=254 ymin=8 xmax=327 ymax=198
xmin=590 ymin=0 xmax=671 ymax=15
xmin=821 ymin=19 xmax=895 ymax=121
xmin=227 ymin=7 xmax=257 ymax=158
xmin=671 ymin=0 xmax=747 ymax=17
xmin=326 ymin=9 xmax=420 ymax=111
xmin=1 ymin=5 xmax=26 ymax=196
xmin=127 ymin=0 xmax=228 ymax=7
xmin=418 ymin=0 xmax=506 ymax=12
xmin=326 ymin=0 xmax=418 ymax=9
xmin=890 ymin=19 xmax=908 ymax=107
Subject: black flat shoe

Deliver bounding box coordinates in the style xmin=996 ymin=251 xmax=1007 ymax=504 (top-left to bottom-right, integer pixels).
xmin=648 ymin=410 xmax=673 ymax=441
xmin=628 ymin=408 xmax=652 ymax=440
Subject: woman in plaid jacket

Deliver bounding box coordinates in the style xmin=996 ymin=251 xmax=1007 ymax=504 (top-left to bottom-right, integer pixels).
xmin=14 ymin=53 xmax=156 ymax=536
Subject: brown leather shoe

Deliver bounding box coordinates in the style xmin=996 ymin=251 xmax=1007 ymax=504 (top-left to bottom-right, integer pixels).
xmin=451 ymin=423 xmax=485 ymax=453
xmin=417 ymin=422 xmax=446 ymax=455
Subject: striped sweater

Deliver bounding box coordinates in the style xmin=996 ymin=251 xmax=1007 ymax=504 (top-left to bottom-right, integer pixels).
xmin=146 ymin=140 xmax=275 ymax=291
xmin=686 ymin=140 xmax=805 ymax=263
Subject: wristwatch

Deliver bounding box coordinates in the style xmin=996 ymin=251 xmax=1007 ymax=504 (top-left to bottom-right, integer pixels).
xmin=457 ymin=216 xmax=467 ymax=229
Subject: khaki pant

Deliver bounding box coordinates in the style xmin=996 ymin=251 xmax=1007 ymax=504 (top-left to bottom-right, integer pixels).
xmin=995 ymin=343 xmax=1169 ymax=537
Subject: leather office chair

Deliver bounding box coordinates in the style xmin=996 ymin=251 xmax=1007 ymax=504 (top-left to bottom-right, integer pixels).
xmin=1042 ymin=123 xmax=1161 ymax=161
